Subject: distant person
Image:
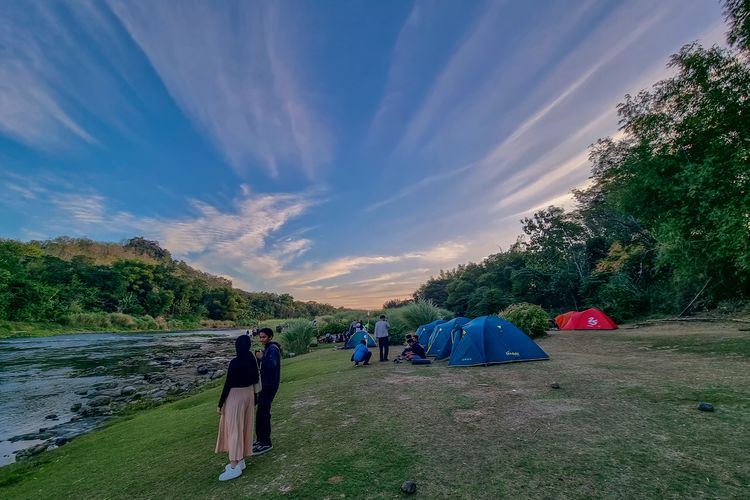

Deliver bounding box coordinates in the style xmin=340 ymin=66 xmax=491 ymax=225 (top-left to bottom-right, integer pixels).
xmin=215 ymin=335 xmax=260 ymax=481
xmin=254 ymin=328 xmax=281 ymax=456
xmin=349 ymin=320 xmax=359 ymax=336
xmin=351 ymin=339 xmax=372 ymax=366
xmin=374 ymin=314 xmax=390 ymax=362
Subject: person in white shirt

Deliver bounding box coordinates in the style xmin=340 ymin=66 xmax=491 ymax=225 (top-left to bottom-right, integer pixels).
xmin=373 ymin=315 xmax=390 ymax=362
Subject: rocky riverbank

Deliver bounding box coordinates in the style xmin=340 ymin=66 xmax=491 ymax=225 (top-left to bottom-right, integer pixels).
xmin=8 ymin=335 xmax=238 ymax=462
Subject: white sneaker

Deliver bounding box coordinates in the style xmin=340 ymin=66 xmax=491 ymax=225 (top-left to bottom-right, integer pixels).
xmin=219 ymin=464 xmax=242 ymax=481
xmin=224 ymin=460 xmax=246 ymax=471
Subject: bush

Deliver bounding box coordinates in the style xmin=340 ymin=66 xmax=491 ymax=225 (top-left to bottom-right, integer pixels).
xmin=499 ymin=302 xmax=549 ymax=338
xmin=63 ymin=312 xmax=112 ymax=329
xmin=108 ymin=312 xmax=136 ymax=329
xmin=397 ymin=298 xmax=451 ymax=331
xmin=319 ymin=319 xmax=349 ymax=336
xmin=280 ymin=319 xmax=316 ymax=356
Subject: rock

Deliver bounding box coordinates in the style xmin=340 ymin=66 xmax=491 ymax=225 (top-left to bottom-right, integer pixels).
xmin=196 ymin=365 xmax=210 ymax=375
xmin=120 ymin=386 xmax=137 ymax=396
xmin=26 ymin=444 xmax=47 ymax=456
xmin=400 ymin=480 xmax=417 ymax=494
xmin=550 ymin=382 xmax=561 ymax=389
xmin=152 ymin=390 xmax=167 ymax=399
xmin=74 ymin=389 xmax=89 ymax=396
xmin=698 ymin=402 xmax=715 ymax=412
xmin=54 ymin=437 xmax=69 ymax=447
xmin=210 ymin=369 xmax=225 ymax=380
xmin=9 ymin=432 xmax=52 ymax=442
xmin=71 ymin=403 xmax=83 ymax=412
xmin=89 ymin=395 xmax=112 ymax=407
xmin=169 ymin=359 xmax=184 ymax=367
xmin=44 ymin=414 xmax=58 ymax=420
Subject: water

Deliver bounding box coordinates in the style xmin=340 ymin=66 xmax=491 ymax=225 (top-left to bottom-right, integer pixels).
xmin=0 ymin=329 xmax=242 ymax=466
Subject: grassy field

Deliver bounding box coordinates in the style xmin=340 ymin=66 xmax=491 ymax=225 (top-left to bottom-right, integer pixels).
xmin=1 ymin=321 xmax=748 ymax=498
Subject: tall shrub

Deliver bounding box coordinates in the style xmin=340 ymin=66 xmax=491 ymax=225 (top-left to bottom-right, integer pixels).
xmin=499 ymin=303 xmax=549 ymax=338
xmin=394 ymin=298 xmax=451 ymax=331
xmin=281 ymin=319 xmax=316 ymax=355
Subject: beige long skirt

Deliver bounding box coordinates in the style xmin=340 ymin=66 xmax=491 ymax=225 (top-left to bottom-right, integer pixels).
xmin=215 ymin=386 xmax=255 ymax=461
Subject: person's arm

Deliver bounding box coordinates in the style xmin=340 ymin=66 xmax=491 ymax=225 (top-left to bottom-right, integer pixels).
xmin=263 ymin=345 xmax=281 ymax=391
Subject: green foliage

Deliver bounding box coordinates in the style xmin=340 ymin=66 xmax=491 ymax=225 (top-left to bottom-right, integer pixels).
xmin=0 ymin=237 xmax=347 ymax=333
xmin=280 ymin=319 xmax=317 ymax=355
xmin=499 ymin=303 xmax=549 ymax=338
xmin=318 ymin=319 xmax=349 ymax=336
xmin=392 ymin=298 xmax=451 ymax=331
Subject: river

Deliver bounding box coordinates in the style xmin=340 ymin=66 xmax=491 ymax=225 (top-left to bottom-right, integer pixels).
xmin=0 ymin=329 xmax=244 ymax=466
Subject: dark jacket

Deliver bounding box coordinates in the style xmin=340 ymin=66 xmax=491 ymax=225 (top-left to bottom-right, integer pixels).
xmin=259 ymin=341 xmax=282 ymax=400
xmin=218 ymin=335 xmax=260 ymax=408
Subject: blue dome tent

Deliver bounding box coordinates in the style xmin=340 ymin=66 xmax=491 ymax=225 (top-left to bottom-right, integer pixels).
xmin=449 ymin=316 xmax=549 ymax=367
xmin=344 ymin=330 xmax=376 ymax=349
xmin=416 ymin=320 xmax=447 ymax=348
xmin=426 ymin=317 xmax=470 ymax=359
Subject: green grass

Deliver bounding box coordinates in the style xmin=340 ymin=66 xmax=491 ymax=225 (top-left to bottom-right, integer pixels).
xmin=2 ymin=326 xmax=749 ymax=498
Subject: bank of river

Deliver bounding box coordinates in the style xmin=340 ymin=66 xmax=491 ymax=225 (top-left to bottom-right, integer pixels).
xmin=0 ymin=329 xmax=246 ymax=466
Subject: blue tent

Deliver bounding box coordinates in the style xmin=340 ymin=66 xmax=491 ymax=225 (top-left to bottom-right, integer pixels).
xmin=416 ymin=320 xmax=447 ymax=347
xmin=426 ymin=317 xmax=470 ymax=359
xmin=449 ymin=316 xmax=549 ymax=366
xmin=344 ymin=330 xmax=376 ymax=349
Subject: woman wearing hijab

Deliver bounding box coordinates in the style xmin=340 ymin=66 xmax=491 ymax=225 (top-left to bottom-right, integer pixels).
xmin=215 ymin=335 xmax=260 ymax=481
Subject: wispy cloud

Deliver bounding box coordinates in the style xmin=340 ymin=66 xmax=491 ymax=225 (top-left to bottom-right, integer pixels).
xmin=110 ymin=0 xmax=332 ymax=178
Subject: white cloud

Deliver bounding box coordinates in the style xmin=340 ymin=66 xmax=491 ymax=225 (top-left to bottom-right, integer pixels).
xmin=110 ymin=0 xmax=332 ymax=178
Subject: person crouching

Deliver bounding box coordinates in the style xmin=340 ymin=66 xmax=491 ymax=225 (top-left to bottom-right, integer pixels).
xmin=215 ymin=335 xmax=260 ymax=481
xmin=351 ymin=339 xmax=372 ymax=366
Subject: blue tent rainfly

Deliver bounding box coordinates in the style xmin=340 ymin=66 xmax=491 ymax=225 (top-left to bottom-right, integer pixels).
xmin=449 ymin=316 xmax=549 ymax=367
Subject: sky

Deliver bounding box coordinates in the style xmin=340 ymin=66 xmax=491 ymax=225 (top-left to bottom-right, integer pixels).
xmin=0 ymin=0 xmax=728 ymax=309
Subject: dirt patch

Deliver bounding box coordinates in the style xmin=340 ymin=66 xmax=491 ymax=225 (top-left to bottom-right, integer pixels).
xmin=291 ymin=396 xmax=320 ymax=410
xmin=327 ymin=475 xmax=343 ymax=485
xmin=383 ymin=374 xmax=432 ymax=385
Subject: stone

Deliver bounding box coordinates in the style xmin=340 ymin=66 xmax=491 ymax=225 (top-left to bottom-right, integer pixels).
xmin=196 ymin=365 xmax=210 ymax=375
xmin=89 ymin=395 xmax=112 ymax=407
xmin=74 ymin=389 xmax=89 ymax=396
xmin=698 ymin=402 xmax=715 ymax=412
xmin=550 ymin=382 xmax=561 ymax=389
xmin=210 ymin=369 xmax=225 ymax=380
xmin=71 ymin=403 xmax=83 ymax=412
xmin=26 ymin=444 xmax=47 ymax=456
xmin=400 ymin=480 xmax=417 ymax=494
xmin=44 ymin=414 xmax=58 ymax=420
xmin=120 ymin=386 xmax=137 ymax=396
xmin=54 ymin=437 xmax=69 ymax=447
xmin=152 ymin=390 xmax=167 ymax=399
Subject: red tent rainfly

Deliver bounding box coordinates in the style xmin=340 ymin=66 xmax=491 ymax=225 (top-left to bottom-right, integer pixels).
xmin=559 ymin=308 xmax=618 ymax=330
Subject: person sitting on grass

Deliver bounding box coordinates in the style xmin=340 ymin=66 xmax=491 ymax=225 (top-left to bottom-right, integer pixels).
xmin=396 ymin=337 xmax=426 ymax=362
xmin=215 ymin=335 xmax=260 ymax=481
xmin=351 ymin=338 xmax=372 ymax=366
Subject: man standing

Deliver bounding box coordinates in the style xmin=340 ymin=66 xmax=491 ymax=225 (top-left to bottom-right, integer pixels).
xmin=374 ymin=314 xmax=390 ymax=362
xmin=254 ymin=327 xmax=281 ymax=455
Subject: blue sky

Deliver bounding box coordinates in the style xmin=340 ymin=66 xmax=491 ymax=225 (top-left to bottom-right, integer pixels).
xmin=0 ymin=0 xmax=726 ymax=308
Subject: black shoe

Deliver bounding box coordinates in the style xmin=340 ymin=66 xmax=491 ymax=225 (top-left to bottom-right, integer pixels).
xmin=253 ymin=443 xmax=273 ymax=456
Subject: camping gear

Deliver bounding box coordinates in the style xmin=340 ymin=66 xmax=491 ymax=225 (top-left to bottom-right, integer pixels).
xmin=426 ymin=317 xmax=470 ymax=359
xmin=344 ymin=330 xmax=376 ymax=349
xmin=448 ymin=316 xmax=549 ymax=367
xmin=559 ymin=308 xmax=618 ymax=330
xmin=416 ymin=320 xmax=447 ymax=348
xmin=411 ymin=358 xmax=432 ymax=365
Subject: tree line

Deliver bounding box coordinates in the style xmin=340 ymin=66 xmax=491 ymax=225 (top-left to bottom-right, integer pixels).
xmin=410 ymin=3 xmax=749 ymax=322
xmin=0 ymin=237 xmax=338 ymax=325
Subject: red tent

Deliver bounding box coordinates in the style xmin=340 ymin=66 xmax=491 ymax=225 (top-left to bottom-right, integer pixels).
xmin=554 ymin=311 xmax=576 ymax=329
xmin=559 ymin=308 xmax=618 ymax=330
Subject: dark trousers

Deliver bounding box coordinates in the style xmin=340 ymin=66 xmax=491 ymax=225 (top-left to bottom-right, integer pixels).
xmin=256 ymin=391 xmax=276 ymax=446
xmin=355 ymin=350 xmax=372 ymax=365
xmin=378 ymin=336 xmax=389 ymax=361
